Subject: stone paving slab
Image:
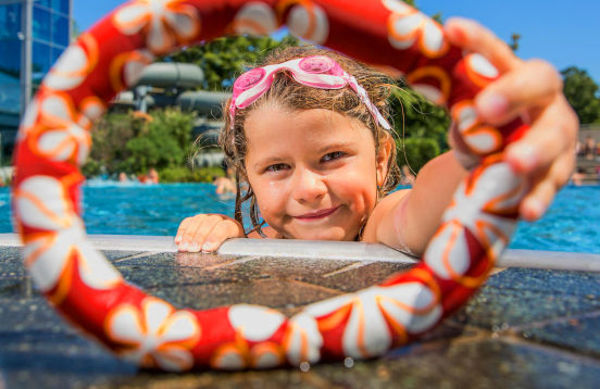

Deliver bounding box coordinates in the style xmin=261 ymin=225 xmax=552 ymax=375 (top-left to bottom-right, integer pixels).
xmin=521 ymin=313 xmax=600 ymax=358
xmin=485 ymin=267 xmax=600 ymax=297
xmin=297 ymin=261 xmax=415 ymax=293
xmin=452 ymin=268 xmax=600 ymax=334
xmin=1 ymin=241 xmax=600 ymax=388
xmin=454 ymin=283 xmax=600 ymax=329
xmin=147 ymin=279 xmax=341 ymax=314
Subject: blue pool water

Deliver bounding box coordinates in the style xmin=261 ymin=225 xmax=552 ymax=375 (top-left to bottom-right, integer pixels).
xmin=1 ymin=182 xmax=598 ymax=254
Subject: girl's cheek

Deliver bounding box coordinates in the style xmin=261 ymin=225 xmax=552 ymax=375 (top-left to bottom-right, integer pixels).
xmin=333 ymin=174 xmax=375 ymax=212
xmin=256 ymin=181 xmax=288 ymax=212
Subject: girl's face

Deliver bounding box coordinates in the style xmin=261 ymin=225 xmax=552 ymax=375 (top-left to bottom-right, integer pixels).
xmin=244 ymin=104 xmax=390 ymax=241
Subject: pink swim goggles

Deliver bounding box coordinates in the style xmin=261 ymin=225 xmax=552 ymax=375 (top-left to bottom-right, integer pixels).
xmin=229 ymin=55 xmax=391 ymax=131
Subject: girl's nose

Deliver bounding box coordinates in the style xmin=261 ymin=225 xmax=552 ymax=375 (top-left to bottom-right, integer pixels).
xmin=292 ymin=168 xmax=327 ymax=203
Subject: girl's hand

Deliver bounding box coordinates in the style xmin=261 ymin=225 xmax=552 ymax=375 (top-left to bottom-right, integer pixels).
xmin=175 ymin=214 xmax=245 ymax=252
xmin=445 ymin=18 xmax=579 ymax=221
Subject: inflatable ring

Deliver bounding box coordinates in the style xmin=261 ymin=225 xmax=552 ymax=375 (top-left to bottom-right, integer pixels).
xmin=12 ymin=0 xmax=529 ymax=371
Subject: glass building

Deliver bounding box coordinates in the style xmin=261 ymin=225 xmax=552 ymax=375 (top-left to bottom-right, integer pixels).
xmin=0 ymin=0 xmax=71 ymax=161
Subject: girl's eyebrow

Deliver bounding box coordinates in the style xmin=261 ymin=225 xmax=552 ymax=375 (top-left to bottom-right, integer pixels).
xmin=316 ymin=141 xmax=355 ymax=154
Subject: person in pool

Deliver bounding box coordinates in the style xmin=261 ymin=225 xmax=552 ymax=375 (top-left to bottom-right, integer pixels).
xmin=175 ymin=18 xmax=578 ymax=255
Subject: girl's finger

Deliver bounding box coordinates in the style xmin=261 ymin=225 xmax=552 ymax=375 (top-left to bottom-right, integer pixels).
xmin=475 ymin=60 xmax=563 ymax=125
xmin=519 ymin=151 xmax=575 ymax=221
xmin=175 ymin=219 xmax=189 ymax=244
xmin=202 ymin=220 xmax=240 ymax=252
xmin=176 ymin=216 xmax=198 ymax=249
xmin=191 ymin=214 xmax=223 ymax=252
xmin=504 ymin=95 xmax=578 ymax=173
xmin=444 ymin=17 xmax=521 ymax=73
xmin=180 ymin=215 xmax=208 ymax=252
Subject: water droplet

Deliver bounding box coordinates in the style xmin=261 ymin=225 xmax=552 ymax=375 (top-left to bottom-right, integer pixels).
xmin=299 ymin=362 xmax=310 ymax=372
xmin=344 ymin=357 xmax=354 ymax=368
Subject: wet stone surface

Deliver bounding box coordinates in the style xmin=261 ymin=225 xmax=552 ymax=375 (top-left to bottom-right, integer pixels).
xmin=521 ymin=314 xmax=600 ymax=358
xmin=453 ymin=268 xmax=600 ymax=329
xmin=1 ymin=248 xmax=599 ymax=388
xmin=0 ymin=247 xmax=26 ymax=277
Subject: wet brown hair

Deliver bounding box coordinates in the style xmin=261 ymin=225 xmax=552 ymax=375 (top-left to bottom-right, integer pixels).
xmin=219 ymin=46 xmax=401 ymax=236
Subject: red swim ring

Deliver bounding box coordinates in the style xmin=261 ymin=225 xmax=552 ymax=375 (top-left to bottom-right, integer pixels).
xmin=12 ymin=0 xmax=528 ymax=371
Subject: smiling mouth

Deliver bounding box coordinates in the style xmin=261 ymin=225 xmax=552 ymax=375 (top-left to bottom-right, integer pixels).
xmin=295 ymin=206 xmax=340 ymax=220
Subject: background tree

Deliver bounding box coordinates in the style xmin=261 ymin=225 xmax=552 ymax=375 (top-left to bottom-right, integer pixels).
xmin=561 ymin=66 xmax=600 ymax=124
xmin=390 ymin=85 xmax=450 ymax=173
xmin=509 ymin=33 xmax=521 ymax=51
xmin=125 ymin=108 xmax=195 ymax=173
xmin=84 ymin=108 xmax=196 ymax=177
xmin=163 ymin=35 xmax=299 ymax=90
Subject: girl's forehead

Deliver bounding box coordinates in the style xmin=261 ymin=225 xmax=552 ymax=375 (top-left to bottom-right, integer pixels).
xmin=244 ymin=104 xmax=371 ymax=141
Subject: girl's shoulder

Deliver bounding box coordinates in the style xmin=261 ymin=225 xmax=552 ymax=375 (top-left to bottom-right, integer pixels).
xmin=361 ymin=188 xmax=411 ymax=243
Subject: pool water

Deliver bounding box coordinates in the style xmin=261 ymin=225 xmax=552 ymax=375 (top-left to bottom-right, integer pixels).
xmin=1 ymin=183 xmax=598 ymax=254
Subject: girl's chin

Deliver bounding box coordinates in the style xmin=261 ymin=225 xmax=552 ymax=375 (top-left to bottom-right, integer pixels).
xmin=286 ymin=227 xmax=357 ymax=241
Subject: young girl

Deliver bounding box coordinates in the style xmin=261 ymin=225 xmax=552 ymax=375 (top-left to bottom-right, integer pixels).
xmin=175 ymin=18 xmax=578 ymax=255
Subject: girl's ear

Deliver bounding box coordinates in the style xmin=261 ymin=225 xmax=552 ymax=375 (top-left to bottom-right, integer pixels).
xmin=376 ymin=133 xmax=395 ymax=187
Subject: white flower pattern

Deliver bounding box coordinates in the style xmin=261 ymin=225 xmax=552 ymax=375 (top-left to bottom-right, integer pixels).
xmin=106 ymin=297 xmax=200 ymax=371
xmin=113 ymin=0 xmax=201 ymax=54
xmin=44 ymin=33 xmax=99 ymax=91
xmin=304 ymin=281 xmax=442 ymax=359
xmin=233 ymin=2 xmax=278 ymax=36
xmin=15 ymin=176 xmax=122 ymax=294
xmin=286 ymin=3 xmax=329 ymax=44
xmin=383 ymin=0 xmax=448 ymax=58
xmin=425 ymin=162 xmax=525 ymax=286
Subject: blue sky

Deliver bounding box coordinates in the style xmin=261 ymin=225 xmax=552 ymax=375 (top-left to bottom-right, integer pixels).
xmin=74 ymin=0 xmax=600 ymax=83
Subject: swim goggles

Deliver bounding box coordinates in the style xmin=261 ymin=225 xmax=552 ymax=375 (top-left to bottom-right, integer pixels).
xmin=229 ymin=55 xmax=392 ymax=131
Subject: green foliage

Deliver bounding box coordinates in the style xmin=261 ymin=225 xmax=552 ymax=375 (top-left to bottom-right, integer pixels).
xmin=163 ymin=34 xmax=300 ymax=90
xmin=84 ymin=112 xmax=145 ymax=174
xmin=389 ymin=85 xmax=450 ymax=172
xmin=396 ymin=137 xmax=440 ymax=173
xmin=125 ymin=108 xmax=195 ymax=173
xmin=84 ymin=108 xmax=197 ymax=176
xmin=509 ymin=33 xmax=521 ymax=52
xmin=561 ymin=66 xmax=600 ymax=124
xmin=159 ymin=166 xmax=224 ymax=183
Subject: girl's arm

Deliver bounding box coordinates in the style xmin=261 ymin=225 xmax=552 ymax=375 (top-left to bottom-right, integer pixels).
xmin=363 ymin=151 xmax=467 ymax=255
xmin=364 ymin=18 xmax=578 ymax=256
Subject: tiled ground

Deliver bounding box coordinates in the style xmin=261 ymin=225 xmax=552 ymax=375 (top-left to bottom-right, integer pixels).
xmin=1 ymin=245 xmax=600 ymax=388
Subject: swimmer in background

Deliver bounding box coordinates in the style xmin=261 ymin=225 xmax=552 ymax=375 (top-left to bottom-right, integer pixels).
xmin=147 ymin=168 xmax=159 ymax=184
xmin=213 ymin=165 xmax=236 ymax=195
xmin=570 ymin=167 xmax=586 ymax=186
xmin=139 ymin=168 xmax=159 ymax=184
xmin=175 ymin=19 xmax=578 ymax=255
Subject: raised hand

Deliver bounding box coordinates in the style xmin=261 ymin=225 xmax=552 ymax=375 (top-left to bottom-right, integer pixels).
xmin=445 ymin=17 xmax=579 ymax=221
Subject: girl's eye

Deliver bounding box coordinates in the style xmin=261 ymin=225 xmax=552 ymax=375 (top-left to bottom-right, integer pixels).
xmin=321 ymin=151 xmax=345 ymax=163
xmin=266 ymin=163 xmax=289 ymax=173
